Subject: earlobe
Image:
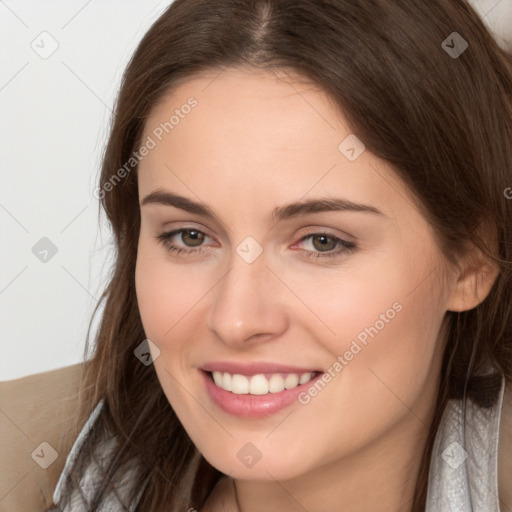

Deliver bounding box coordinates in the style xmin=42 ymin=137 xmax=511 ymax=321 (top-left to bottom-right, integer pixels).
xmin=445 ymin=255 xmax=500 ymax=313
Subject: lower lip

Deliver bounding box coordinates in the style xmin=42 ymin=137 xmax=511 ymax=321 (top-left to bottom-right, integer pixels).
xmin=200 ymin=370 xmax=324 ymax=418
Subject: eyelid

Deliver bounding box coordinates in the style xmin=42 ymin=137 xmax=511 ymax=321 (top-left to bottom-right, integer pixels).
xmin=293 ymin=225 xmax=356 ymax=244
xmin=159 ymin=222 xmax=216 ymax=240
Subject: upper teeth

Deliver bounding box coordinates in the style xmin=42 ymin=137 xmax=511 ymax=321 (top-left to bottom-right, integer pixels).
xmin=211 ymin=371 xmax=317 ymax=395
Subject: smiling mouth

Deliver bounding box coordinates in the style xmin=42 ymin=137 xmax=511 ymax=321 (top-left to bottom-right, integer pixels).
xmin=204 ymin=370 xmax=322 ymax=395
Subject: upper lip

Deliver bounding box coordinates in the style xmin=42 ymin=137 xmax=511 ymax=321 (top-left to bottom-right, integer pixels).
xmin=200 ymin=361 xmax=323 ymax=376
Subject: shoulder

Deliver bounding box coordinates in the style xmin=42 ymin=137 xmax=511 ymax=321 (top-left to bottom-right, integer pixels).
xmin=0 ymin=363 xmax=85 ymax=512
xmin=498 ymin=378 xmax=512 ymax=512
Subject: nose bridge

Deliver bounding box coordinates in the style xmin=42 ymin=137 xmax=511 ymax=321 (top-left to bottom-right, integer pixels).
xmin=206 ymin=245 xmax=288 ymax=346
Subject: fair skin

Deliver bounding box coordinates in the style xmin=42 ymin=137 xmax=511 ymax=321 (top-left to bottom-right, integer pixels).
xmin=134 ymin=66 xmax=497 ymax=512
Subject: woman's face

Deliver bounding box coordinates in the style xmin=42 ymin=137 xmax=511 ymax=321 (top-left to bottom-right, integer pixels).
xmin=135 ymin=67 xmax=454 ymax=483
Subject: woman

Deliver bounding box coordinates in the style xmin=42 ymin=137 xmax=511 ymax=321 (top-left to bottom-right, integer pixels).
xmin=47 ymin=0 xmax=512 ymax=510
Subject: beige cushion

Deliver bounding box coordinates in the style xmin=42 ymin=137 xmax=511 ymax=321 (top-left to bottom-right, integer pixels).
xmin=0 ymin=364 xmax=511 ymax=511
xmin=0 ymin=363 xmax=84 ymax=512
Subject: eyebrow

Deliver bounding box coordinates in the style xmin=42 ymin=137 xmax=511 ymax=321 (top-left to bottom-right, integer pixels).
xmin=140 ymin=190 xmax=385 ymax=222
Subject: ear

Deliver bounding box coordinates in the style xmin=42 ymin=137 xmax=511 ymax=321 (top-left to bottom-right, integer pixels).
xmin=445 ymin=246 xmax=500 ymax=313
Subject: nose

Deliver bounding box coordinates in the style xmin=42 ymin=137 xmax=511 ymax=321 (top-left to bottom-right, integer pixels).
xmin=206 ymin=248 xmax=289 ymax=348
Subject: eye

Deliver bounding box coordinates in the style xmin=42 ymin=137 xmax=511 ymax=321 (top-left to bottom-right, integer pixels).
xmin=294 ymin=232 xmax=357 ymax=260
xmin=156 ymin=228 xmax=213 ymax=255
xmin=155 ymin=228 xmax=358 ymax=260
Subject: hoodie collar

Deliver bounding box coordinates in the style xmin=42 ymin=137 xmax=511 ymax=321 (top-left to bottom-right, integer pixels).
xmin=426 ymin=373 xmax=506 ymax=511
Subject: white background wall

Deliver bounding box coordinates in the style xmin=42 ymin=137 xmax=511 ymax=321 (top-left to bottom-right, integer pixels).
xmin=1 ymin=0 xmax=511 ymax=381
xmin=0 ymin=0 xmax=172 ymax=380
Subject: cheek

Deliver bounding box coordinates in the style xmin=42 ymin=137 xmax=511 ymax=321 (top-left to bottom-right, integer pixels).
xmin=134 ymin=245 xmax=207 ymax=410
xmin=322 ymin=264 xmax=444 ymax=438
xmin=272 ymin=249 xmax=409 ymax=350
xmin=279 ymin=245 xmax=444 ymax=409
xmin=135 ymin=239 xmax=211 ymax=342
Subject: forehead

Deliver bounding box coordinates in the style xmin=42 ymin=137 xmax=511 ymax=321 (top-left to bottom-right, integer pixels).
xmin=137 ymin=67 xmax=417 ymax=224
xmin=143 ymin=67 xmax=339 ymax=155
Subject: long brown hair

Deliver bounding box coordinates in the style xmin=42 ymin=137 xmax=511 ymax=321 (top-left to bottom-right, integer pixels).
xmin=47 ymin=1 xmax=512 ymax=510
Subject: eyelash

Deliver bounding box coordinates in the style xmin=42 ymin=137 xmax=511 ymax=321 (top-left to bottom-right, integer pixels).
xmin=155 ymin=228 xmax=357 ymax=260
